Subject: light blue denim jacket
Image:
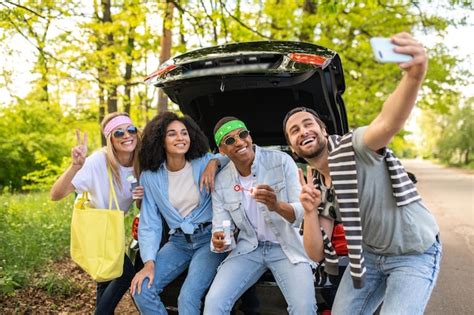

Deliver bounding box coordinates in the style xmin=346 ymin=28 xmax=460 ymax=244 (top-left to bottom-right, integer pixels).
xmin=139 ymin=153 xmax=226 ymax=263
xmin=212 ymin=145 xmax=308 ymax=264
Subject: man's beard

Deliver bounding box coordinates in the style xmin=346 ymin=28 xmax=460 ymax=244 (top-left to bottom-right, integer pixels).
xmin=298 ymin=134 xmax=327 ymax=159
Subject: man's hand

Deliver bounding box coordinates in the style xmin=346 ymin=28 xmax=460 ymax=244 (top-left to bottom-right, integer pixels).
xmin=391 ymin=32 xmax=427 ymax=80
xmin=253 ymin=184 xmax=296 ymax=222
xmin=298 ymin=166 xmax=321 ymax=213
xmin=72 ymin=129 xmax=88 ymax=169
xmin=212 ymin=230 xmax=229 ymax=252
xmin=365 ymin=32 xmax=428 ymax=151
xmin=130 ymin=261 xmax=155 ymax=296
xmin=252 ymin=185 xmax=278 ymax=211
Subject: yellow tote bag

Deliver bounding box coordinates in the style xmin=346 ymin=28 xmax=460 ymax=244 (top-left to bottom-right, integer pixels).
xmin=70 ymin=168 xmax=125 ymax=282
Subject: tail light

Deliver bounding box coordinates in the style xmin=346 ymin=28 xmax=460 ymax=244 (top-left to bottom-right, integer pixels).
xmin=144 ymin=63 xmax=177 ymax=83
xmin=331 ymin=223 xmax=348 ymax=256
xmin=288 ymin=53 xmax=328 ymax=67
xmin=131 ymin=216 xmax=139 ymax=240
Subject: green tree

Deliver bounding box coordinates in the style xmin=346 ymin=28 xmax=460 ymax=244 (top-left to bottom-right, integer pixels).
xmin=437 ymin=98 xmax=474 ymax=165
xmin=0 ymin=101 xmax=67 ymax=190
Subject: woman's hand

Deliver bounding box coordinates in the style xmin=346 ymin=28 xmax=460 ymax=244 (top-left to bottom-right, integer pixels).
xmin=72 ymin=129 xmax=88 ymax=169
xmin=298 ymin=166 xmax=321 ymax=213
xmin=200 ymin=158 xmax=219 ymax=193
xmin=130 ymin=261 xmax=155 ymax=296
xmin=132 ymin=185 xmax=144 ymax=200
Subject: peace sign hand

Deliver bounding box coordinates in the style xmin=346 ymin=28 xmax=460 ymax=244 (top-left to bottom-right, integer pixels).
xmin=298 ymin=166 xmax=321 ymax=213
xmin=71 ymin=129 xmax=88 ymax=169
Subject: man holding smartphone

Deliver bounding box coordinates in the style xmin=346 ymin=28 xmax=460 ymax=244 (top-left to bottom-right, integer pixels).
xmin=283 ymin=32 xmax=441 ymax=315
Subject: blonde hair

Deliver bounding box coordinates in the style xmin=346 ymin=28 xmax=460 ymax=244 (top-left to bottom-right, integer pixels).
xmin=101 ymin=112 xmax=141 ymax=190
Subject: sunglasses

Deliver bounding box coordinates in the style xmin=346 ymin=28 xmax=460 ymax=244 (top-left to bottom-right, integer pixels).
xmin=223 ymin=130 xmax=250 ymax=146
xmin=113 ymin=125 xmax=138 ymax=138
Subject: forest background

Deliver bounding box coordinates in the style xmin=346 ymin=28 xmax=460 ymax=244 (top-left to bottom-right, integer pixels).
xmin=0 ymin=0 xmax=473 ymax=192
xmin=0 ymin=0 xmax=472 ymax=302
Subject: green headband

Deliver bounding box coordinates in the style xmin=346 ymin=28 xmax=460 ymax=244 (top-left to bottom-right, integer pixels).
xmin=214 ymin=120 xmax=247 ymax=146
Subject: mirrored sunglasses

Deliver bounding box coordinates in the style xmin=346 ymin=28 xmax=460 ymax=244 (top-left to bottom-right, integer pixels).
xmin=113 ymin=126 xmax=138 ymax=138
xmin=223 ymin=130 xmax=250 ymax=146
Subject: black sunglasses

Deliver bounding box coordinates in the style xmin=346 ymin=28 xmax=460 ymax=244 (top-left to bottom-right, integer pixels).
xmin=113 ymin=125 xmax=138 ymax=138
xmin=223 ymin=130 xmax=250 ymax=146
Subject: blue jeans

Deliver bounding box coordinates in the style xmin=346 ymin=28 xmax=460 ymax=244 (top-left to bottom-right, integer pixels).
xmin=133 ymin=224 xmax=226 ymax=315
xmin=204 ymin=241 xmax=316 ymax=315
xmin=332 ymin=238 xmax=442 ymax=315
xmin=96 ymin=254 xmax=135 ymax=315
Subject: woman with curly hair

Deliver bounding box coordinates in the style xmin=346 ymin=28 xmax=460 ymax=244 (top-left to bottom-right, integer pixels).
xmin=130 ymin=111 xmax=227 ymax=315
xmin=51 ymin=112 xmax=144 ymax=314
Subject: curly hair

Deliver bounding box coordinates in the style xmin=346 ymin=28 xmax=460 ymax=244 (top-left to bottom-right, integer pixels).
xmin=140 ymin=111 xmax=210 ymax=172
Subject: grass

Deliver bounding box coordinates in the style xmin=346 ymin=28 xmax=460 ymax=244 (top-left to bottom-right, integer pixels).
xmin=35 ymin=272 xmax=82 ymax=298
xmin=0 ymin=192 xmax=72 ymax=295
xmin=0 ymin=191 xmax=138 ymax=296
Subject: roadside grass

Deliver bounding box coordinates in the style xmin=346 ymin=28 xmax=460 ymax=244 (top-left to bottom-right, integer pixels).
xmin=0 ymin=191 xmax=138 ymax=297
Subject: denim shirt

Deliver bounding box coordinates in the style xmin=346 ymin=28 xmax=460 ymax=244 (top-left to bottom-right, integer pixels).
xmin=212 ymin=145 xmax=308 ymax=264
xmin=139 ymin=152 xmax=226 ymax=263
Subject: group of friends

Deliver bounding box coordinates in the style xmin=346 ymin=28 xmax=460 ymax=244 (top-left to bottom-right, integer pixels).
xmin=50 ymin=33 xmax=441 ymax=315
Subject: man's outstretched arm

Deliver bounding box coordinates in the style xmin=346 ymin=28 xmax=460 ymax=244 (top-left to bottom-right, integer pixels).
xmin=364 ymin=32 xmax=428 ymax=152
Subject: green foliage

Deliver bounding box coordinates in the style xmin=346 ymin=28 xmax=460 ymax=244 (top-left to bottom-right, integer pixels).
xmin=35 ymin=272 xmax=82 ymax=298
xmin=0 ymin=100 xmax=70 ymax=191
xmin=436 ymin=99 xmax=473 ymax=165
xmin=0 ymin=192 xmax=72 ymax=295
xmin=417 ymin=97 xmax=473 ymax=165
xmin=22 ymin=155 xmax=70 ymax=192
xmin=0 ymin=190 xmax=138 ymax=296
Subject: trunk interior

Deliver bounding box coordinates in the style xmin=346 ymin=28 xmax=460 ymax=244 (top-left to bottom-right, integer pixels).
xmin=163 ymin=68 xmax=348 ymax=150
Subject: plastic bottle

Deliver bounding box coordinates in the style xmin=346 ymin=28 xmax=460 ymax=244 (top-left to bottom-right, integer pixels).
xmin=126 ymin=175 xmax=139 ymax=199
xmin=222 ymin=220 xmax=232 ymax=246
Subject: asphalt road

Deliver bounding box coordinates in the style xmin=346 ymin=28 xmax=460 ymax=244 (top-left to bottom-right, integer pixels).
xmin=401 ymin=159 xmax=474 ymax=315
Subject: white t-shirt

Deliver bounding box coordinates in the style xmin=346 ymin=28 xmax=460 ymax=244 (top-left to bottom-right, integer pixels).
xmin=167 ymin=161 xmax=200 ymax=218
xmin=72 ymin=150 xmax=134 ymax=212
xmin=239 ymin=174 xmax=278 ymax=243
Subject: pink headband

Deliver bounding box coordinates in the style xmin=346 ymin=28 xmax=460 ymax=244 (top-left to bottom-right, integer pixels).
xmin=103 ymin=115 xmax=134 ymax=137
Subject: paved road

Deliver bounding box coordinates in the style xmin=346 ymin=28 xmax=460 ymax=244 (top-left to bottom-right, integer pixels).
xmin=402 ymin=159 xmax=474 ymax=315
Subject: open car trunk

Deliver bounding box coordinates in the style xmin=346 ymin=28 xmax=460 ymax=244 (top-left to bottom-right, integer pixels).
xmin=160 ymin=63 xmax=348 ymax=149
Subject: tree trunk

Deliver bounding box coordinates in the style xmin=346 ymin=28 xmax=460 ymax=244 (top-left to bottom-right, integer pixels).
xmin=123 ymin=26 xmax=136 ymax=114
xmin=102 ymin=0 xmax=118 ymax=113
xmin=157 ymin=0 xmax=175 ymax=114
xmin=299 ymin=0 xmax=316 ymax=42
xmin=99 ymin=89 xmax=106 ymax=146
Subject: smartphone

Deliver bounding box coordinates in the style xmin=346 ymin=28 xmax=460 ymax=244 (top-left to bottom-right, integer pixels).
xmin=370 ymin=37 xmax=413 ymax=63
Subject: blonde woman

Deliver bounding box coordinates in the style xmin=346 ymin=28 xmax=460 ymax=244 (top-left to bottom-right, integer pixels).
xmin=51 ymin=112 xmax=143 ymax=314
